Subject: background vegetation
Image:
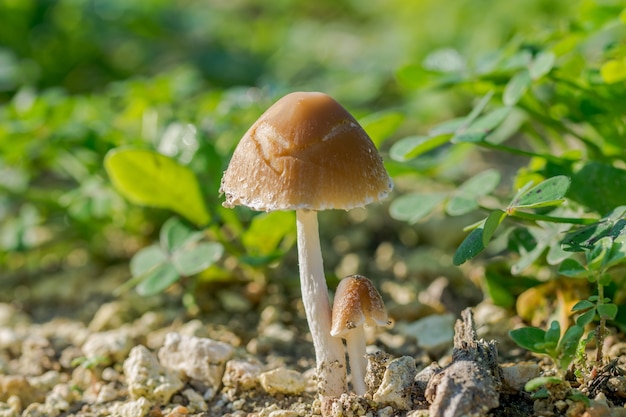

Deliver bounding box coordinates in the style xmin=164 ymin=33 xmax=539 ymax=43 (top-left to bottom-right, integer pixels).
xmin=1 ymin=0 xmax=625 ymax=355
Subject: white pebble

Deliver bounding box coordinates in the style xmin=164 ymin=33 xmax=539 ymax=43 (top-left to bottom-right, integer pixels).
xmin=123 ymin=345 xmax=183 ymax=404
xmin=259 ymin=368 xmax=306 ymax=396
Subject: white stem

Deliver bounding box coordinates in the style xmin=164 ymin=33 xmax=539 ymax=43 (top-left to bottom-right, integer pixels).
xmin=296 ymin=210 xmax=347 ymax=398
xmin=344 ymin=327 xmax=367 ymax=396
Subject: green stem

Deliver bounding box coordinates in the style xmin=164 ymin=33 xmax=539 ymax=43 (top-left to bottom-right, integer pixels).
xmin=507 ymin=209 xmax=598 ymax=225
xmin=476 ymin=141 xmax=564 ymax=164
xmin=595 ymin=279 xmax=605 ymax=364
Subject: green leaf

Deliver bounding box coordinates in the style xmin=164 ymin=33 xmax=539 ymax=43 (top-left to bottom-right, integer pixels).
xmin=571 ymin=300 xmax=594 ymax=312
xmin=105 ymin=148 xmax=210 ymax=226
xmin=483 ymin=210 xmax=506 ymax=247
xmin=503 ymin=71 xmax=531 ymax=106
xmin=172 ymin=242 xmax=223 ymax=276
xmin=562 ymin=206 xmax=626 ymax=252
xmin=453 ymin=227 xmax=485 ymax=265
xmin=525 ymin=376 xmax=563 ymax=392
xmin=544 ymin=321 xmax=561 ymax=349
xmin=429 ymin=118 xmax=466 ymax=136
xmin=558 ymin=324 xmax=584 ymax=371
xmin=389 ymin=192 xmax=447 ymax=224
xmin=359 ymin=111 xmax=405 ymax=147
xmin=529 ymin=51 xmax=556 ymax=80
xmin=130 ymin=245 xmax=169 ymax=277
xmin=576 ymin=309 xmax=596 ymax=327
xmin=458 ymin=169 xmax=501 ymax=197
xmin=569 ymin=163 xmax=626 ymax=215
xmin=389 ymin=134 xmax=451 ymax=162
xmin=510 ymin=176 xmax=570 ymax=209
xmin=453 ymin=107 xmax=512 ymax=143
xmin=446 ymin=170 xmax=501 ymax=216
xmin=446 ymin=196 xmax=478 ymax=216
xmin=509 ymin=327 xmax=547 ymax=353
xmin=160 ymin=217 xmax=202 ymax=253
xmin=587 ymin=237 xmax=610 ymax=271
xmin=136 ymin=262 xmax=180 ymax=296
xmin=597 ymin=303 xmax=618 ymax=320
xmin=558 ymin=258 xmax=589 ymax=278
xmin=600 ymin=58 xmax=626 ymax=84
xmin=242 ymin=211 xmax=296 ymax=256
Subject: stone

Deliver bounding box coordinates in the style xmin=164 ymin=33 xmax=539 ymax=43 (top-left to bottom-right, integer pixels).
xmin=123 ymin=345 xmax=183 ymax=404
xmin=222 ymin=359 xmax=262 ymax=390
xmin=0 ymin=375 xmax=43 ymax=405
xmin=501 ymin=363 xmax=541 ymax=392
xmin=373 ymin=356 xmax=417 ymax=410
xmin=259 ymin=368 xmax=306 ymax=396
xmin=110 ymin=397 xmax=152 ymax=417
xmin=182 ymin=388 xmax=208 ymax=413
xmin=158 ymin=332 xmax=234 ymax=392
xmin=82 ymin=328 xmax=134 ymax=365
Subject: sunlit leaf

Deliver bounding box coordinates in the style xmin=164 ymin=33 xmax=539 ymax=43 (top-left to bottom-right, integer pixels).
xmin=429 ymin=118 xmax=466 ymax=136
xmin=525 ymin=377 xmax=563 ymax=392
xmin=172 ymin=242 xmax=224 ymax=276
xmin=105 ymin=148 xmax=210 ymax=226
xmin=600 ymin=59 xmax=626 ymax=84
xmin=510 ymin=176 xmax=570 ymax=209
xmin=136 ymin=263 xmax=180 ymax=296
xmin=130 ymin=245 xmax=168 ymax=277
xmin=453 ymin=107 xmax=512 ymax=143
xmin=445 ymin=196 xmax=477 ymax=216
xmin=242 ymin=211 xmax=296 ymax=256
xmin=360 ymin=111 xmax=405 ymax=147
xmin=389 ymin=192 xmax=447 ymax=224
xmin=503 ymin=71 xmax=531 ymax=106
xmin=529 ymin=51 xmax=556 ymax=80
xmin=458 ymin=169 xmax=501 ymax=196
xmin=389 ymin=134 xmax=450 ymax=161
xmin=160 ymin=217 xmax=202 ymax=253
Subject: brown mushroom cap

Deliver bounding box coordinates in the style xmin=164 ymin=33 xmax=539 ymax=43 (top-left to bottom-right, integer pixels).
xmin=330 ymin=275 xmax=389 ymax=337
xmin=219 ymin=92 xmax=393 ymax=212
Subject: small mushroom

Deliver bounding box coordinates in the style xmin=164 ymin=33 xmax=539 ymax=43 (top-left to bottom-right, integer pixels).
xmin=331 ymin=274 xmax=390 ymax=396
xmin=219 ymin=92 xmax=393 ymax=402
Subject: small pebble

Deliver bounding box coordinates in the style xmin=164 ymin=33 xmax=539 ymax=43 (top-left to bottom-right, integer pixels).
xmin=259 ymin=368 xmax=306 ymax=396
xmin=123 ymin=345 xmax=183 ymax=404
xmin=373 ymin=356 xmax=417 ymax=410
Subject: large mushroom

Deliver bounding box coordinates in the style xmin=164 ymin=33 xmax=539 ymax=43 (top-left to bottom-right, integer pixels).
xmin=331 ymin=274 xmax=390 ymax=396
xmin=219 ymin=92 xmax=392 ymax=402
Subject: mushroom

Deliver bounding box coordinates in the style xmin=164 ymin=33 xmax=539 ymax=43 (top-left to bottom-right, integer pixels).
xmin=219 ymin=91 xmax=393 ymax=402
xmin=331 ymin=274 xmax=390 ymax=396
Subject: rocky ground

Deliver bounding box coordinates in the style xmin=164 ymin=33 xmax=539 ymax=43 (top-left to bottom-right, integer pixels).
xmin=1 ymin=264 xmax=626 ymax=417
xmin=2 ymin=210 xmax=626 ymax=417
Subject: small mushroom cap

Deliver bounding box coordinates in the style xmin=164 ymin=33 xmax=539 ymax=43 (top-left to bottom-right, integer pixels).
xmin=330 ymin=275 xmax=389 ymax=337
xmin=219 ymin=92 xmax=393 ymax=212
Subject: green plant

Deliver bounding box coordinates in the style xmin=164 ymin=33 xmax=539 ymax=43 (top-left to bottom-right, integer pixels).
xmin=387 ymin=0 xmax=626 ymax=393
xmin=103 ymin=146 xmax=297 ymax=300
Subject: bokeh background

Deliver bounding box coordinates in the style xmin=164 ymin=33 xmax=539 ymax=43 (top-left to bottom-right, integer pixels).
xmin=1 ymin=0 xmax=624 ymax=325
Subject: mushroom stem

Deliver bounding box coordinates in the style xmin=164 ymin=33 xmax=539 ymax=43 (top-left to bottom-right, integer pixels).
xmin=344 ymin=327 xmax=367 ymax=396
xmin=296 ymin=209 xmax=347 ymax=397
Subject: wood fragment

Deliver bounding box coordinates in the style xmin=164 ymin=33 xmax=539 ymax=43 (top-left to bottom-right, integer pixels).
xmin=425 ymin=308 xmax=503 ymax=417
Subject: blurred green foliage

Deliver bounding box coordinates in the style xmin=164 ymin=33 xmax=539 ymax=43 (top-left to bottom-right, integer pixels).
xmin=1 ymin=0 xmax=625 ymax=329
